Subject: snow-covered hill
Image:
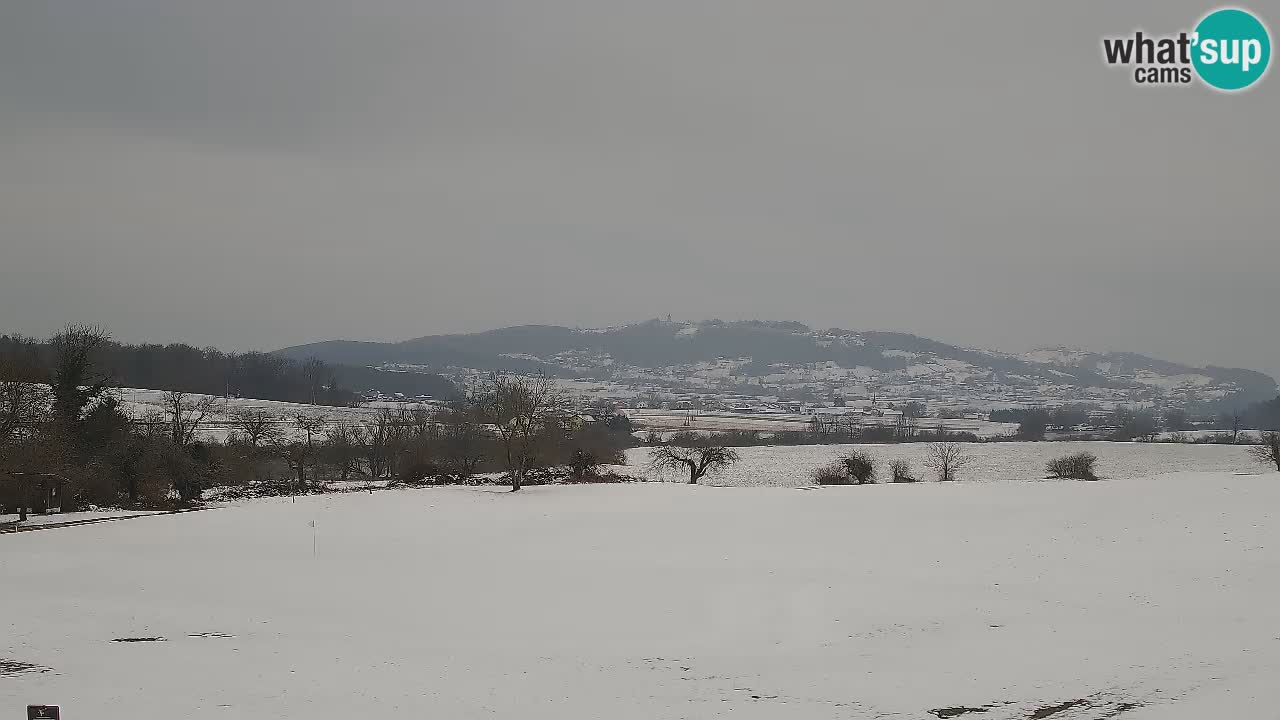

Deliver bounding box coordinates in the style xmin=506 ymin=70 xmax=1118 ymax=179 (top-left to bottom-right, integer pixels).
xmin=276 ymin=320 xmax=1276 ymax=411
xmin=1017 ymin=346 xmax=1265 ymax=404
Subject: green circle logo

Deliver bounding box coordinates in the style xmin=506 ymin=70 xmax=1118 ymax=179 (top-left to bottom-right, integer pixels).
xmin=1192 ymin=8 xmax=1271 ymax=90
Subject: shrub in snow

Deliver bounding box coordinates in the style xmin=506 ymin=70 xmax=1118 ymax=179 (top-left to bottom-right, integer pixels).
xmin=399 ymin=457 xmax=444 ymax=485
xmin=1046 ymin=452 xmax=1099 ymax=481
xmin=840 ymin=451 xmax=876 ymax=484
xmin=890 ymin=460 xmax=917 ymax=483
xmin=568 ymin=449 xmax=604 ymax=481
xmin=156 ymin=442 xmax=204 ymax=504
xmin=812 ymin=451 xmax=877 ymax=485
xmin=812 ymin=462 xmax=852 ymax=485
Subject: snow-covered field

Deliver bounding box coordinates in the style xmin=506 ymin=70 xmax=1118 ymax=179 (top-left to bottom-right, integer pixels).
xmin=4 ymin=473 xmax=1279 ymax=718
xmin=626 ymin=441 xmax=1262 ymax=486
xmin=113 ymin=387 xmax=436 ymax=443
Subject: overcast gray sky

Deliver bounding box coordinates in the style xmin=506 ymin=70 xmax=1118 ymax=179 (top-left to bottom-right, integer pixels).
xmin=2 ymin=1 xmax=1277 ymax=377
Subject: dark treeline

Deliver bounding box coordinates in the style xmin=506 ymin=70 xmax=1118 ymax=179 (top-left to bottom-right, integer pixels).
xmin=989 ymin=405 xmax=1095 ymax=428
xmin=3 ymin=333 xmax=633 ymax=520
xmin=0 ymin=331 xmax=457 ymax=406
xmin=991 ymin=396 xmax=1280 ymax=441
xmin=308 ymin=396 xmax=634 ymax=492
xmin=1237 ymin=396 xmax=1280 ymax=430
xmin=992 ymin=405 xmax=1161 ymax=441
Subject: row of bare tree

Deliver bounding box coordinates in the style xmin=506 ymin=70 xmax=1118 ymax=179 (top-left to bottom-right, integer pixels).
xmin=223 ymin=373 xmax=629 ymax=492
xmin=4 ymin=348 xmax=637 ymax=517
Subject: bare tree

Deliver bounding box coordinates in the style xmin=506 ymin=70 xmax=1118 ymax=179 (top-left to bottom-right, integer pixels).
xmin=163 ymin=391 xmax=216 ymax=446
xmin=279 ymin=414 xmax=328 ymax=490
xmin=1251 ymin=431 xmax=1280 ymax=471
xmin=889 ymin=459 xmax=917 ymax=483
xmin=229 ymin=408 xmax=281 ymax=448
xmin=295 ymin=414 xmax=328 ymax=446
xmin=0 ymin=377 xmax=49 ymax=447
xmin=360 ymin=409 xmax=394 ymax=480
xmin=136 ymin=408 xmax=168 ymax=441
xmin=49 ymin=323 xmax=112 ymax=426
xmin=840 ymin=414 xmax=862 ymax=441
xmin=323 ymin=422 xmax=364 ymax=482
xmin=474 ymin=374 xmax=569 ymax=491
xmin=923 ymin=442 xmax=973 ymax=482
xmin=346 ymin=423 xmax=373 ymax=488
xmin=300 ymin=358 xmax=328 ymax=405
xmin=384 ymin=406 xmax=413 ymax=481
xmin=408 ymin=406 xmax=436 ymax=439
xmin=1222 ymin=410 xmax=1244 ymax=444
xmin=106 ymin=435 xmax=153 ymax=506
xmin=0 ymin=345 xmax=48 ymax=446
xmin=649 ymin=445 xmax=739 ymax=484
xmin=436 ymin=402 xmax=487 ymax=483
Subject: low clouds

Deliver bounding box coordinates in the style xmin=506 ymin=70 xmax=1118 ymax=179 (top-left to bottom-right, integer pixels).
xmin=1 ymin=1 xmax=1276 ymax=376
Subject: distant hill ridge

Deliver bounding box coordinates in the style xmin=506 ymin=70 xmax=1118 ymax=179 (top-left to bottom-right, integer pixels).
xmin=275 ymin=319 xmax=1277 ymax=406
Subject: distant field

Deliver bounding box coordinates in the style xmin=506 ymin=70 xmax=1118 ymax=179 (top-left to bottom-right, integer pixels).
xmin=113 ymin=387 xmax=1020 ymax=442
xmin=625 ymin=409 xmax=1019 ymax=438
xmin=624 ymin=440 xmax=1262 ymax=486
xmin=114 ymin=387 xmax=434 ymax=442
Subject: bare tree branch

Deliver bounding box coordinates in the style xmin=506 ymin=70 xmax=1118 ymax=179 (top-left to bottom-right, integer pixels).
xmin=923 ymin=442 xmax=973 ymax=482
xmin=649 ymin=445 xmax=739 ymax=484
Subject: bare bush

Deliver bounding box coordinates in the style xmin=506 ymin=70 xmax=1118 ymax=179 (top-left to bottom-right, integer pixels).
xmin=889 ymin=459 xmax=917 ymax=483
xmin=435 ymin=403 xmax=488 ymax=483
xmin=812 ymin=462 xmax=851 ymax=485
xmin=323 ymin=423 xmax=364 ymax=482
xmin=812 ymin=451 xmax=877 ymax=485
xmin=567 ymin=449 xmax=604 ymax=482
xmin=360 ymin=409 xmax=394 ymax=480
xmin=105 ymin=434 xmax=158 ymax=506
xmin=397 ymin=451 xmax=442 ymax=485
xmin=840 ymin=451 xmax=876 ymax=484
xmin=157 ymin=441 xmax=203 ymax=504
xmin=278 ymin=415 xmax=327 ymax=490
xmin=1046 ymin=452 xmax=1099 ymax=480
